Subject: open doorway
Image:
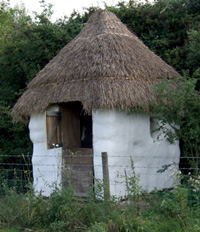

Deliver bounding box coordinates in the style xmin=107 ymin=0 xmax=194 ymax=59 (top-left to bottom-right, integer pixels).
xmin=80 ymin=113 xmax=92 ymax=148
xmin=60 ymin=102 xmax=93 ymax=197
xmin=59 ymin=102 xmax=92 ymax=149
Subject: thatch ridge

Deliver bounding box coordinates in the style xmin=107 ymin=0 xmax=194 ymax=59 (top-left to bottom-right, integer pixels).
xmin=12 ymin=10 xmax=180 ymax=121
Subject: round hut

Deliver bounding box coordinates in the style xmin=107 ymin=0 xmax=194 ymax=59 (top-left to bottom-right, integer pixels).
xmin=12 ymin=10 xmax=180 ymax=197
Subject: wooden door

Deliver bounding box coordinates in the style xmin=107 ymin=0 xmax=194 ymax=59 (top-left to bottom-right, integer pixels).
xmin=60 ymin=103 xmax=81 ymax=149
xmin=60 ymin=102 xmax=93 ymax=197
xmin=46 ymin=111 xmax=62 ymax=149
xmin=62 ymin=148 xmax=93 ymax=197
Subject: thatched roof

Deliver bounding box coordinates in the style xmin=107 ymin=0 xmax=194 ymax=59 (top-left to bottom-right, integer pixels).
xmin=12 ymin=10 xmax=180 ymax=121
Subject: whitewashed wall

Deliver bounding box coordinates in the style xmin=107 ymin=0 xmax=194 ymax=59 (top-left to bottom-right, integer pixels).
xmin=92 ymin=110 xmax=180 ymax=197
xmin=29 ymin=106 xmax=62 ymax=196
xmin=29 ymin=107 xmax=180 ymax=197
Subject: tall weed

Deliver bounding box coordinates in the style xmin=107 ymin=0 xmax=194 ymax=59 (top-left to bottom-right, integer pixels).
xmin=0 ymin=171 xmax=199 ymax=232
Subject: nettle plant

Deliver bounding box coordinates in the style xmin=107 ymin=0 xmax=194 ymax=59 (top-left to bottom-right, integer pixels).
xmin=151 ymin=76 xmax=200 ymax=175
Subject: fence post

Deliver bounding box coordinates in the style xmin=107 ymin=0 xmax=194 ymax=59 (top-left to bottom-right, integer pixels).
xmin=102 ymin=152 xmax=110 ymax=200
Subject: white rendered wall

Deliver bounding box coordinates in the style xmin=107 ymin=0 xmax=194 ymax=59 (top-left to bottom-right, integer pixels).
xmin=93 ymin=110 xmax=180 ymax=197
xmin=29 ymin=106 xmax=62 ymax=196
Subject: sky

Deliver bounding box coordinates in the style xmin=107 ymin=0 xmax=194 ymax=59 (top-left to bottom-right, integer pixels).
xmin=9 ymin=0 xmax=130 ymax=21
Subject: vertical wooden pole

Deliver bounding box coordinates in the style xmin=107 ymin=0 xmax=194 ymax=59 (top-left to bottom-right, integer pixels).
xmin=102 ymin=152 xmax=110 ymax=200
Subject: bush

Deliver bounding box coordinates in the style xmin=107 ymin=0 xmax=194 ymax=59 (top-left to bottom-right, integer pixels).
xmin=0 ymin=171 xmax=199 ymax=232
xmin=152 ymin=76 xmax=200 ymax=175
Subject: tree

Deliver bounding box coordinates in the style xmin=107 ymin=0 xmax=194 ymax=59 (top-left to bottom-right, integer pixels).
xmin=0 ymin=1 xmax=84 ymax=161
xmin=152 ymin=77 xmax=200 ymax=175
xmin=0 ymin=0 xmax=200 ymax=179
xmin=108 ymin=0 xmax=200 ymax=74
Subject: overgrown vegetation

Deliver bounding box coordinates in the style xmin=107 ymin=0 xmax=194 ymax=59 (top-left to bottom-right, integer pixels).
xmin=0 ymin=0 xmax=200 ymax=160
xmin=0 ymin=0 xmax=200 ymax=230
xmin=151 ymin=76 xmax=200 ymax=175
xmin=0 ymin=170 xmax=199 ymax=231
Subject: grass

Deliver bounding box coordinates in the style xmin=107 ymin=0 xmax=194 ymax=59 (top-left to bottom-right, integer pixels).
xmin=0 ymin=229 xmax=21 ymax=232
xmin=0 ymin=175 xmax=199 ymax=231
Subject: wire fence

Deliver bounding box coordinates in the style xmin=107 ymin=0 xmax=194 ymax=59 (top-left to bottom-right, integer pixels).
xmin=0 ymin=154 xmax=32 ymax=194
xmin=0 ymin=154 xmax=199 ymax=207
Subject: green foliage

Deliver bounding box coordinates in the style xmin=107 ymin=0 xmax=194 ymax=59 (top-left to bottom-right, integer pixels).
xmin=108 ymin=0 xmax=200 ymax=74
xmin=0 ymin=1 xmax=85 ymax=172
xmin=0 ymin=172 xmax=199 ymax=232
xmin=0 ymin=229 xmax=20 ymax=232
xmin=87 ymin=222 xmax=108 ymax=232
xmin=158 ymin=169 xmax=189 ymax=220
xmin=1 ymin=2 xmax=199 ymax=230
xmin=0 ymin=0 xmax=200 ymax=194
xmin=186 ymin=29 xmax=200 ymax=73
xmin=152 ymin=77 xmax=200 ymax=174
xmin=0 ymin=0 xmax=93 ymax=163
xmin=0 ymin=2 xmax=31 ymax=160
xmin=0 ymin=187 xmax=28 ymax=228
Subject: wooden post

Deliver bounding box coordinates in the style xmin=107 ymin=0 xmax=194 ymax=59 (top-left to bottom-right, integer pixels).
xmin=102 ymin=152 xmax=110 ymax=200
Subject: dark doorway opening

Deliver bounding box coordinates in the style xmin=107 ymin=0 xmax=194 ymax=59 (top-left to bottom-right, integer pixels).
xmin=60 ymin=102 xmax=94 ymax=197
xmin=80 ymin=113 xmax=92 ymax=148
xmin=60 ymin=102 xmax=93 ymax=149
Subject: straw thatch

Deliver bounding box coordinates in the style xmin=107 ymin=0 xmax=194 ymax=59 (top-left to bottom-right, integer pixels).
xmin=12 ymin=10 xmax=180 ymax=121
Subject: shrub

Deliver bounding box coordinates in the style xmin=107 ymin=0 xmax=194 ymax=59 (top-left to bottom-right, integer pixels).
xmin=152 ymin=76 xmax=200 ymax=175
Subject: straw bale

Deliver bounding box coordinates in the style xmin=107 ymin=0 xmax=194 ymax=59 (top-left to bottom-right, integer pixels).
xmin=12 ymin=10 xmax=180 ymax=121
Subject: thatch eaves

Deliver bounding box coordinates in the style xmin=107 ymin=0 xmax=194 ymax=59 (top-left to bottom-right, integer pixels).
xmin=12 ymin=10 xmax=181 ymax=121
